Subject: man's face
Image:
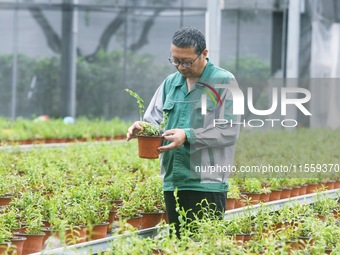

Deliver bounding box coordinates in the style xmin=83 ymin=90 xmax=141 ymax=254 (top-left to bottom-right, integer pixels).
xmin=170 ymin=45 xmax=208 ymax=79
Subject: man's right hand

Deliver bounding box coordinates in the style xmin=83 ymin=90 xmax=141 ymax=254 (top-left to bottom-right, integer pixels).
xmin=126 ymin=121 xmax=143 ymax=141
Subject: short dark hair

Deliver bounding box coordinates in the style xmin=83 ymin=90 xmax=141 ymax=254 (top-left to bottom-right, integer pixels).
xmin=171 ymin=27 xmax=206 ymax=55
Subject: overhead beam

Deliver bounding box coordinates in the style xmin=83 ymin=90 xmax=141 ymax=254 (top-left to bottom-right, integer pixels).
xmin=205 ymin=0 xmax=222 ymax=65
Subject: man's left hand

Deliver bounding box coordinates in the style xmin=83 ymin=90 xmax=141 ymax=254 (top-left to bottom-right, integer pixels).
xmin=158 ymin=129 xmax=186 ymax=153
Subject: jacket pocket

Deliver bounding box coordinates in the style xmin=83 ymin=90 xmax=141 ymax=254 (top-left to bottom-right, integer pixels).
xmin=194 ymin=100 xmax=215 ymax=112
xmin=192 ymin=100 xmax=215 ymax=128
xmin=163 ymin=100 xmax=175 ymax=111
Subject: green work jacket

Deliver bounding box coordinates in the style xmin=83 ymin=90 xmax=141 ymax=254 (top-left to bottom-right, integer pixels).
xmin=144 ymin=59 xmax=240 ymax=192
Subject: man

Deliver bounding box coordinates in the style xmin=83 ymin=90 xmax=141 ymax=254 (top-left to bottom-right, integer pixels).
xmin=127 ymin=27 xmax=240 ymax=237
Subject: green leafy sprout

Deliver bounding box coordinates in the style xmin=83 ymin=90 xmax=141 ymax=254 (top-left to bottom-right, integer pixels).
xmin=125 ymin=88 xmax=168 ymax=136
xmin=125 ymin=88 xmax=145 ymax=121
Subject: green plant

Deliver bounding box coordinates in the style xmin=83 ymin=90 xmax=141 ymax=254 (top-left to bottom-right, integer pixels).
xmin=124 ymin=89 xmax=145 ymax=121
xmin=100 ymin=184 xmax=123 ymax=204
xmin=41 ymin=197 xmax=60 ymax=225
xmin=0 ymin=209 xmax=20 ymax=230
xmin=0 ymin=176 xmax=10 ymax=198
xmin=0 ymin=116 xmax=130 ymax=142
xmin=0 ymin=175 xmax=22 ymax=197
xmin=243 ymin=178 xmax=262 ymax=193
xmin=274 ymin=203 xmax=302 ymax=227
xmin=225 ymin=217 xmax=243 ymax=235
xmin=116 ymin=199 xmax=141 ymax=219
xmin=312 ymin=196 xmax=338 ymax=215
xmin=138 ymin=121 xmax=166 ymax=136
xmin=62 ymin=203 xmax=87 ymax=227
xmin=268 ymin=178 xmax=283 ymax=191
xmin=0 ymin=215 xmax=13 ymax=244
xmin=48 ymin=216 xmax=67 ymax=232
xmin=23 ymin=206 xmax=44 ymax=234
xmin=133 ymin=176 xmax=164 ymax=213
xmin=124 ymin=88 xmax=167 ymax=136
xmin=108 ymin=234 xmax=154 ymax=255
xmin=252 ymin=206 xmax=274 ymax=234
xmin=9 ymin=191 xmax=44 ymax=219
xmin=228 ymin=179 xmax=241 ymax=199
xmin=0 ymin=50 xmax=171 ymax=119
xmin=297 ymin=216 xmax=316 ymax=238
xmin=313 ymin=224 xmax=340 ymax=250
xmin=260 ymin=186 xmax=271 ymax=195
xmin=85 ymin=200 xmax=109 ymax=226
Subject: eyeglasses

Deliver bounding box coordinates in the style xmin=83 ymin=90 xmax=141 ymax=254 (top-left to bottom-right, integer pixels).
xmin=168 ymin=52 xmax=202 ymax=68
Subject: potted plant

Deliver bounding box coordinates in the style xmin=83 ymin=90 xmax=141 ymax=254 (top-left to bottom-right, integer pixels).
xmin=133 ymin=177 xmax=164 ymax=229
xmin=0 ymin=216 xmax=11 ymax=254
xmin=0 ymin=175 xmax=18 ymax=206
xmin=15 ymin=207 xmax=46 ymax=255
xmin=125 ymin=89 xmax=166 ymax=159
xmin=116 ymin=198 xmax=143 ymax=231
xmin=241 ymin=178 xmax=262 ymax=204
xmin=60 ymin=203 xmax=88 ymax=244
xmin=229 ymin=178 xmax=248 ymax=209
xmin=81 ymin=198 xmax=110 ymax=241
xmin=0 ymin=208 xmax=21 ymax=232
xmin=267 ymin=178 xmax=283 ymax=201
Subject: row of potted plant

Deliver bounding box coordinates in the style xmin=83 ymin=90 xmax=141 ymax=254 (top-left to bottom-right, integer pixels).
xmin=100 ymin=193 xmax=340 ymax=254
xmin=0 ymin=126 xmax=339 ymax=254
xmin=0 ymin=142 xmax=165 ymax=254
xmin=0 ymin=117 xmax=130 ymax=143
xmin=0 ymin=137 xmax=338 ymax=210
xmin=226 ymin=177 xmax=340 ymax=209
xmin=0 ymin=183 xmax=165 ymax=254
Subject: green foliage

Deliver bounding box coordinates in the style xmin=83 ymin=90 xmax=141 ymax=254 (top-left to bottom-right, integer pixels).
xmin=0 ymin=214 xmax=12 ymax=243
xmin=222 ymin=56 xmax=271 ymax=119
xmin=223 ymin=56 xmax=270 ymax=80
xmin=116 ymin=200 xmax=141 ymax=219
xmin=233 ymin=128 xmax=340 ymax=180
xmin=23 ymin=206 xmax=44 ymax=235
xmin=125 ymin=88 xmax=167 ymax=136
xmin=138 ymin=121 xmax=164 ymax=136
xmin=0 ymin=50 xmax=171 ymax=119
xmin=133 ymin=176 xmax=164 ymax=212
xmin=108 ymin=234 xmax=154 ymax=255
xmin=1 ymin=212 xmax=19 ymax=231
xmin=0 ymin=128 xmax=339 ymax=253
xmin=243 ymin=178 xmax=262 ymax=193
xmin=124 ymin=89 xmax=145 ymax=120
xmin=227 ymin=179 xmax=241 ymax=199
xmin=0 ymin=116 xmax=130 ymax=141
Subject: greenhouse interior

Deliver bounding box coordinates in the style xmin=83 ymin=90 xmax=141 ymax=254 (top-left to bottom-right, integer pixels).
xmin=0 ymin=0 xmax=340 ymax=254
